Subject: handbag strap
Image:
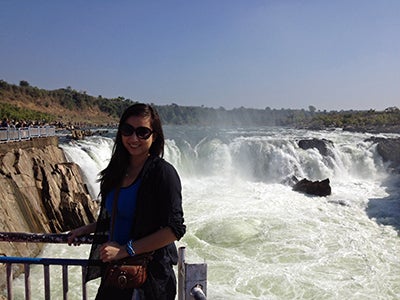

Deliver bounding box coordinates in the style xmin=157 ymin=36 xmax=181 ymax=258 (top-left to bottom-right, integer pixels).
xmin=109 ymin=186 xmax=121 ymax=241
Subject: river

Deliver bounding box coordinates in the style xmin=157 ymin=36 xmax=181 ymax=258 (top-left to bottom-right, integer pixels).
xmin=13 ymin=126 xmax=400 ymax=299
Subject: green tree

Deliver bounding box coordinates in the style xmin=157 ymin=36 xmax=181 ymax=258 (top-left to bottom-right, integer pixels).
xmin=19 ymin=80 xmax=30 ymax=87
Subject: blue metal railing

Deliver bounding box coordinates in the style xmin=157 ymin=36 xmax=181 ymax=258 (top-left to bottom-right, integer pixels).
xmin=0 ymin=126 xmax=56 ymax=143
xmin=1 ymin=233 xmax=207 ymax=300
xmin=0 ymin=233 xmax=95 ymax=300
xmin=1 ymin=255 xmax=208 ymax=300
xmin=1 ymin=256 xmax=91 ymax=300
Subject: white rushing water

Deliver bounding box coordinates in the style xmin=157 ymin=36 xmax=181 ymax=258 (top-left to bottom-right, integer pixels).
xmin=13 ymin=126 xmax=400 ymax=299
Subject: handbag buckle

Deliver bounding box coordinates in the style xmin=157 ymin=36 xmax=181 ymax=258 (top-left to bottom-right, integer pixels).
xmin=118 ymin=274 xmax=128 ymax=288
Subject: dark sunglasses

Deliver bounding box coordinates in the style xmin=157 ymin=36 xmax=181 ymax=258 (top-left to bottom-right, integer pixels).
xmin=120 ymin=124 xmax=154 ymax=140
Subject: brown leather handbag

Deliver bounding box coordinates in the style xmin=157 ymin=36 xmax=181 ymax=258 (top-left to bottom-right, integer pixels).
xmin=103 ymin=187 xmax=153 ymax=289
xmin=103 ymin=253 xmax=152 ymax=289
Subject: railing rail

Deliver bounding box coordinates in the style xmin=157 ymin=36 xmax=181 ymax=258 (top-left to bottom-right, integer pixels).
xmin=0 ymin=232 xmax=207 ymax=300
xmin=0 ymin=126 xmax=56 ymax=143
xmin=0 ymin=232 xmax=94 ymax=245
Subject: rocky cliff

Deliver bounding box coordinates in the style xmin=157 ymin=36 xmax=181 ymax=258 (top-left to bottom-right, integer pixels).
xmin=0 ymin=137 xmax=98 ymax=288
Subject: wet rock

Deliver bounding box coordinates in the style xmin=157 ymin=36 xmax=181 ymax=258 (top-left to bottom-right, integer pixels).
xmin=376 ymin=138 xmax=400 ymax=167
xmin=365 ymin=137 xmax=400 ymax=169
xmin=298 ymin=138 xmax=333 ymax=156
xmin=293 ymin=178 xmax=332 ymax=197
xmin=70 ymin=129 xmax=93 ymax=140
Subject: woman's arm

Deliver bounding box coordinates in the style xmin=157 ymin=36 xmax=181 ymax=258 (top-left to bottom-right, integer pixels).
xmin=99 ymin=227 xmax=177 ymax=262
xmin=131 ymin=226 xmax=177 ymax=254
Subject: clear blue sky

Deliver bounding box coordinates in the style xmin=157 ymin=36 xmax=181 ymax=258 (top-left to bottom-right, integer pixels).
xmin=1 ymin=1 xmax=399 ymax=111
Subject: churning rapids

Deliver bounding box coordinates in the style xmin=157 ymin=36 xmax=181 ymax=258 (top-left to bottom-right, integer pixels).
xmin=13 ymin=126 xmax=400 ymax=299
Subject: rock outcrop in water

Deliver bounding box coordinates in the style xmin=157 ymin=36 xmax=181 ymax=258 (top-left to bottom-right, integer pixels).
xmin=292 ymin=178 xmax=332 ymax=197
xmin=0 ymin=137 xmax=98 ymax=288
xmin=365 ymin=137 xmax=400 ymax=170
xmin=298 ymin=138 xmax=333 ymax=156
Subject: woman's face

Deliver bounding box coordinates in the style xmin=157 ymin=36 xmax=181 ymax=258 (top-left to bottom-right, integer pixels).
xmin=121 ymin=115 xmax=155 ymax=160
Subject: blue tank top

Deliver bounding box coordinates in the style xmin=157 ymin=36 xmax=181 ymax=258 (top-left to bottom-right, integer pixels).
xmin=105 ymin=179 xmax=141 ymax=244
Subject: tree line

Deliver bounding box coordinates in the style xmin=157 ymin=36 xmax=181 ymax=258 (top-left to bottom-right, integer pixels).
xmin=1 ymin=79 xmax=399 ymax=132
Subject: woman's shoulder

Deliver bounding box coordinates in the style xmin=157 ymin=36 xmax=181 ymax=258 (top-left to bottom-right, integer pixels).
xmin=141 ymin=156 xmax=181 ymax=188
xmin=153 ymin=157 xmax=178 ymax=173
xmin=146 ymin=156 xmax=179 ymax=175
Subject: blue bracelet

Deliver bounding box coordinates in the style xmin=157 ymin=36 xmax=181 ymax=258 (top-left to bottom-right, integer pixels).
xmin=126 ymin=240 xmax=136 ymax=257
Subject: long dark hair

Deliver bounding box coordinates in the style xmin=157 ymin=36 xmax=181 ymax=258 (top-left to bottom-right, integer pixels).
xmin=99 ymin=103 xmax=165 ymax=200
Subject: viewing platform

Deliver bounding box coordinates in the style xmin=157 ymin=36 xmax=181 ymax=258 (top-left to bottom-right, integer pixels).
xmin=0 ymin=126 xmax=56 ymax=143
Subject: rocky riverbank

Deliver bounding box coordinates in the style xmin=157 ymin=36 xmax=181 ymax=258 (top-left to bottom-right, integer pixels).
xmin=343 ymin=124 xmax=400 ymax=134
xmin=0 ymin=137 xmax=98 ymax=289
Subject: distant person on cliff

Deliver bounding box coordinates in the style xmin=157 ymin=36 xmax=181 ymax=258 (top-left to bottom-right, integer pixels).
xmin=1 ymin=118 xmax=9 ymax=127
xmin=68 ymin=103 xmax=186 ymax=300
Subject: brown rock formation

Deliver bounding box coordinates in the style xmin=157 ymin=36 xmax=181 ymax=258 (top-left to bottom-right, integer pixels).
xmin=375 ymin=138 xmax=400 ymax=169
xmin=292 ymin=178 xmax=332 ymax=197
xmin=298 ymin=138 xmax=334 ymax=156
xmin=364 ymin=137 xmax=400 ymax=171
xmin=0 ymin=137 xmax=98 ymax=288
xmin=70 ymin=129 xmax=93 ymax=140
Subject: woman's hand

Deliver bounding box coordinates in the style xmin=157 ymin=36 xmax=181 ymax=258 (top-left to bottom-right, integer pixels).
xmin=67 ymin=227 xmax=85 ymax=246
xmin=99 ymin=242 xmax=128 ymax=262
xmin=67 ymin=223 xmax=96 ymax=246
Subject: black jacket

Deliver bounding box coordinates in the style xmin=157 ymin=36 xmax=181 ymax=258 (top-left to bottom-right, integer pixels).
xmin=86 ymin=156 xmax=186 ymax=299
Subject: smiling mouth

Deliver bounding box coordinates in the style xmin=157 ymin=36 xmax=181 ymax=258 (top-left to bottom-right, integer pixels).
xmin=128 ymin=143 xmax=140 ymax=149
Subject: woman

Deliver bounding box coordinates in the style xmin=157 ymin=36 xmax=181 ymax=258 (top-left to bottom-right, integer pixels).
xmin=68 ymin=103 xmax=186 ymax=299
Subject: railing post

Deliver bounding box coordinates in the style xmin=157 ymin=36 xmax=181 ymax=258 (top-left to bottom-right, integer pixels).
xmin=6 ymin=263 xmax=13 ymax=300
xmin=178 ymin=246 xmax=207 ymax=300
xmin=184 ymin=263 xmax=207 ymax=299
xmin=24 ymin=263 xmax=31 ymax=300
xmin=82 ymin=266 xmax=88 ymax=300
xmin=44 ymin=264 xmax=50 ymax=300
xmin=178 ymin=247 xmax=186 ymax=300
xmin=62 ymin=265 xmax=69 ymax=300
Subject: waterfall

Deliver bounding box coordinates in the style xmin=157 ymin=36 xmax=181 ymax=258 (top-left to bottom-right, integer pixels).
xmin=52 ymin=126 xmax=400 ymax=299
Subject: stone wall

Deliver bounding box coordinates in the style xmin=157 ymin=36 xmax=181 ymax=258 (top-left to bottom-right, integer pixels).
xmin=0 ymin=137 xmax=98 ymax=288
